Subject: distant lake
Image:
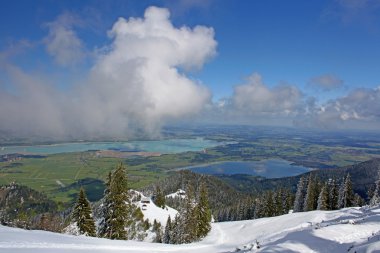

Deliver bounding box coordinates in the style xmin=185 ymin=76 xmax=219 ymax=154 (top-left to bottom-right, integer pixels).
xmin=182 ymin=159 xmax=311 ymax=178
xmin=0 ymin=138 xmax=219 ymax=155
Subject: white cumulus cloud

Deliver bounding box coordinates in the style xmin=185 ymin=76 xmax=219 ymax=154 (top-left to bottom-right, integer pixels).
xmin=0 ymin=6 xmax=216 ymax=139
xmin=232 ymin=73 xmax=304 ymax=115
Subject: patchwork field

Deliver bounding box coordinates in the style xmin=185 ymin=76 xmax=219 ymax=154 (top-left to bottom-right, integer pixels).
xmin=1 ymin=126 xmax=380 ymax=205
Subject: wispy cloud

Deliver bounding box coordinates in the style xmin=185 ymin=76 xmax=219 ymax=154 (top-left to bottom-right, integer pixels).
xmin=308 ymin=74 xmax=344 ymax=91
xmin=163 ymin=0 xmax=215 ymax=17
xmin=322 ymin=0 xmax=380 ymax=28
xmin=43 ymin=12 xmax=86 ymax=67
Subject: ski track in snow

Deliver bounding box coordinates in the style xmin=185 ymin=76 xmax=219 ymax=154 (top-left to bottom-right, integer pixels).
xmin=2 ymin=206 xmax=380 ymax=252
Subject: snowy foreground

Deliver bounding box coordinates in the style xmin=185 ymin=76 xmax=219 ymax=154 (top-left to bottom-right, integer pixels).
xmin=2 ymin=206 xmax=380 ymax=253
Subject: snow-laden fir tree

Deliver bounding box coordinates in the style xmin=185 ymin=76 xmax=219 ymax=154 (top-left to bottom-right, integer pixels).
xmin=99 ymin=163 xmax=131 ymax=240
xmin=317 ymin=183 xmax=329 ymax=210
xmin=152 ymin=219 xmax=162 ymax=243
xmin=171 ymin=214 xmax=182 ymax=244
xmin=196 ymin=182 xmax=211 ymax=239
xmin=370 ymin=167 xmax=380 ymax=207
xmin=163 ymin=216 xmax=172 ymax=244
xmin=155 ymin=186 xmax=166 ymax=209
xmin=304 ymin=175 xmax=321 ymax=212
xmin=165 ymin=183 xmax=212 ymax=244
xmin=294 ymin=177 xmax=307 ymax=212
xmin=182 ymin=184 xmax=198 ymax=243
xmin=273 ymin=189 xmax=283 ymax=216
xmin=370 ymin=182 xmax=380 ymax=207
xmin=98 ymin=172 xmax=112 ymax=237
xmin=353 ymin=193 xmax=365 ymax=207
xmin=338 ymin=173 xmax=354 ymax=209
xmin=71 ymin=187 xmax=96 ymax=237
xmin=263 ymin=191 xmax=275 ymax=217
xmin=328 ymin=179 xmax=338 ymax=210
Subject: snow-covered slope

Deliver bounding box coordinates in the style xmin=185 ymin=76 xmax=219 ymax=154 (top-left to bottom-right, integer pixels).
xmin=2 ymin=206 xmax=380 ymax=252
xmin=166 ymin=189 xmax=186 ymax=199
xmin=138 ymin=196 xmax=178 ymax=226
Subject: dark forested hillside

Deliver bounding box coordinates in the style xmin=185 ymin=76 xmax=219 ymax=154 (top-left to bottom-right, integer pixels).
xmin=144 ymin=170 xmax=247 ymax=215
xmin=0 ymin=183 xmax=62 ymax=230
xmin=217 ymin=158 xmax=380 ymax=199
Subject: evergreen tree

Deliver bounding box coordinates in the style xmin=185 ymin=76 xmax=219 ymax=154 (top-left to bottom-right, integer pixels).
xmin=274 ymin=189 xmax=283 ymax=216
xmin=163 ymin=216 xmax=172 ymax=244
xmin=317 ymin=183 xmax=329 ymax=210
xmin=101 ymin=163 xmax=131 ymax=240
xmin=353 ymin=193 xmax=365 ymax=207
xmin=72 ymin=188 xmax=96 ymax=237
xmin=283 ymin=189 xmax=294 ymax=214
xmin=254 ymin=198 xmax=263 ymax=219
xmin=182 ymin=184 xmax=197 ymax=243
xmin=196 ymin=182 xmax=211 ymax=239
xmin=370 ymin=180 xmax=380 ymax=206
xmin=304 ymin=175 xmax=317 ymax=212
xmin=154 ymin=227 xmax=163 ymax=243
xmin=155 ymin=186 xmax=166 ymax=209
xmin=328 ymin=179 xmax=338 ymax=210
xmin=98 ymin=172 xmax=112 ymax=237
xmin=338 ymin=174 xmax=354 ymax=209
xmin=264 ymin=191 xmax=275 ymax=217
xmin=171 ymin=214 xmax=182 ymax=244
xmin=294 ymin=177 xmax=307 ymax=212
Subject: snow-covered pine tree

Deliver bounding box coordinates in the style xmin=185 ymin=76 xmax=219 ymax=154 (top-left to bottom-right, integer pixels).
xmin=328 ymin=179 xmax=338 ymax=210
xmin=264 ymin=191 xmax=275 ymax=217
xmin=253 ymin=198 xmax=262 ymax=219
xmin=293 ymin=177 xmax=307 ymax=212
xmin=196 ymin=182 xmax=211 ymax=239
xmin=273 ymin=189 xmax=283 ymax=216
xmin=71 ymin=187 xmax=96 ymax=237
xmin=98 ymin=171 xmax=112 ymax=237
xmin=152 ymin=219 xmax=162 ymax=243
xmin=370 ymin=167 xmax=380 ymax=207
xmin=371 ymin=182 xmax=380 ymax=207
xmin=338 ymin=174 xmax=354 ymax=209
xmin=155 ymin=186 xmax=166 ymax=209
xmin=237 ymin=200 xmax=245 ymax=220
xmin=304 ymin=175 xmax=317 ymax=212
xmin=182 ymin=184 xmax=197 ymax=243
xmin=101 ymin=163 xmax=131 ymax=240
xmin=163 ymin=216 xmax=172 ymax=244
xmin=344 ymin=173 xmax=354 ymax=207
xmin=171 ymin=214 xmax=182 ymax=244
xmin=353 ymin=193 xmax=365 ymax=207
xmin=283 ymin=188 xmax=294 ymax=214
xmin=317 ymin=183 xmax=329 ymax=210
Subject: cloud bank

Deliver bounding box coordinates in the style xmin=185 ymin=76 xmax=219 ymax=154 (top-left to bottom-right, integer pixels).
xmin=0 ymin=6 xmax=216 ymax=139
xmin=199 ymin=72 xmax=380 ymax=130
xmin=307 ymin=87 xmax=380 ymax=128
xmin=232 ymin=73 xmax=303 ymax=115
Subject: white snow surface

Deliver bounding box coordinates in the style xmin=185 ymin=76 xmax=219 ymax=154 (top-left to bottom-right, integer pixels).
xmin=138 ymin=196 xmax=178 ymax=226
xmin=2 ymin=206 xmax=380 ymax=252
xmin=166 ymin=189 xmax=186 ymax=199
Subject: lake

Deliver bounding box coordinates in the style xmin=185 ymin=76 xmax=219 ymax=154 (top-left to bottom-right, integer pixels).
xmin=0 ymin=138 xmax=219 ymax=155
xmin=182 ymin=159 xmax=311 ymax=178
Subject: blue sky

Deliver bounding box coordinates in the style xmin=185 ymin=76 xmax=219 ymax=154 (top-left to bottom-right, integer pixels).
xmin=1 ymin=0 xmax=380 ymax=138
